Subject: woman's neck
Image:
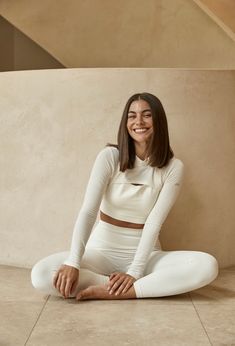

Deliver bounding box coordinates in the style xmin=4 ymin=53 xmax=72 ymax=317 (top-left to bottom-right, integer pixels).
xmin=135 ymin=144 xmax=148 ymax=160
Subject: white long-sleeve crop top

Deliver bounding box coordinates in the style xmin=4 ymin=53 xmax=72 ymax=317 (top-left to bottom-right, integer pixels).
xmin=63 ymin=146 xmax=184 ymax=279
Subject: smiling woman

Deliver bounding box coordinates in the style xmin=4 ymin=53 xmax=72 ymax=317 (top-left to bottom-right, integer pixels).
xmin=112 ymin=93 xmax=174 ymax=173
xmin=31 ymin=92 xmax=218 ymax=301
xmin=126 ymin=99 xmax=153 ymax=159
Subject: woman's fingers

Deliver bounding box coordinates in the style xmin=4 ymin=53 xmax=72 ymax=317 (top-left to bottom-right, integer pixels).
xmin=56 ymin=273 xmax=66 ymax=298
xmin=60 ymin=276 xmax=67 ymax=297
xmin=56 ymin=274 xmax=62 ymax=291
xmin=109 ymin=276 xmax=126 ymax=294
xmin=108 ymin=272 xmax=136 ymax=295
xmin=52 ymin=265 xmax=79 ymax=298
xmin=54 ymin=273 xmax=76 ymax=298
xmin=115 ymin=278 xmax=130 ymax=295
xmin=53 ymin=271 xmax=59 ymax=288
xmin=70 ymin=279 xmax=78 ymax=296
xmin=109 ymin=272 xmax=118 ymax=280
xmin=120 ymin=279 xmax=134 ymax=294
xmin=64 ymin=278 xmax=74 ymax=298
xmin=109 ymin=273 xmax=118 ymax=283
xmin=108 ymin=273 xmax=117 ymax=290
xmin=53 ymin=268 xmax=64 ymax=289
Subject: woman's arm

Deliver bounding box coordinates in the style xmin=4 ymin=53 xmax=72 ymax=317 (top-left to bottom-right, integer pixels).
xmin=63 ymin=147 xmax=117 ymax=269
xmin=126 ymin=159 xmax=185 ymax=280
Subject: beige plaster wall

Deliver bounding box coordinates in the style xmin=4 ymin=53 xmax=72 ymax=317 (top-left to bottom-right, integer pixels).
xmin=0 ymin=68 xmax=234 ymax=269
xmin=1 ymin=0 xmax=235 ymax=68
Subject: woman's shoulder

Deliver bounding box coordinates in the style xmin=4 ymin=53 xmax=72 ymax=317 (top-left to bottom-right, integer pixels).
xmin=169 ymin=156 xmax=184 ymax=169
xmin=99 ymin=145 xmax=119 ymax=157
xmin=161 ymin=156 xmax=184 ymax=180
xmin=96 ymin=145 xmax=119 ymax=166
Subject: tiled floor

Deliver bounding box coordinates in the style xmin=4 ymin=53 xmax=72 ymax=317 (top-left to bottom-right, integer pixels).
xmin=1 ymin=265 xmax=234 ymax=346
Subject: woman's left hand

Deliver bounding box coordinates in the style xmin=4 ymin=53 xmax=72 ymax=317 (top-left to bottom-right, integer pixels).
xmin=107 ymin=272 xmax=136 ymax=296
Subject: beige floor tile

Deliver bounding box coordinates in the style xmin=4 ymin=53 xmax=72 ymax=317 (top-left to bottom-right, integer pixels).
xmin=0 ymin=264 xmax=48 ymax=302
xmin=0 ymin=300 xmax=48 ymax=346
xmin=194 ymin=304 xmax=235 ymax=346
xmin=190 ymin=268 xmax=235 ymax=305
xmin=0 ymin=265 xmax=49 ymax=345
xmin=139 ymin=292 xmax=192 ymax=304
xmin=1 ymin=265 xmax=234 ymax=345
xmin=27 ymin=299 xmax=210 ymax=346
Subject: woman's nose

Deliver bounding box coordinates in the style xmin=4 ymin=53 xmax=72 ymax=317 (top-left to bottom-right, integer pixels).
xmin=135 ymin=115 xmax=144 ymax=125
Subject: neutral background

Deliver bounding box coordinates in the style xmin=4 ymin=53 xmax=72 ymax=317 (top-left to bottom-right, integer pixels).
xmin=0 ymin=68 xmax=234 ymax=268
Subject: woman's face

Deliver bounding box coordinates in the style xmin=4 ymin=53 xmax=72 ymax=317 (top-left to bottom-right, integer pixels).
xmin=126 ymin=99 xmax=153 ymax=145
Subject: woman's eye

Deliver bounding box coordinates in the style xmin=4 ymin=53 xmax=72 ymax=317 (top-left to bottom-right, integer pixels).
xmin=144 ymin=114 xmax=151 ymax=117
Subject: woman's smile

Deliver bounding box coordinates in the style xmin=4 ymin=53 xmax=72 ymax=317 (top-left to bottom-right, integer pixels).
xmin=133 ymin=128 xmax=148 ymax=133
xmin=127 ymin=99 xmax=153 ymax=145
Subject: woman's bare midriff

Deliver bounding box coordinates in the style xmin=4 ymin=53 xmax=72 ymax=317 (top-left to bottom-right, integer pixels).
xmin=100 ymin=210 xmax=144 ymax=229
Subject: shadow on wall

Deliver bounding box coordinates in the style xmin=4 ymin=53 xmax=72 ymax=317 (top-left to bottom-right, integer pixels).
xmin=0 ymin=15 xmax=65 ymax=72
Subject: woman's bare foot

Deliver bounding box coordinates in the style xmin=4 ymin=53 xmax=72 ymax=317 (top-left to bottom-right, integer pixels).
xmin=76 ymin=284 xmax=137 ymax=300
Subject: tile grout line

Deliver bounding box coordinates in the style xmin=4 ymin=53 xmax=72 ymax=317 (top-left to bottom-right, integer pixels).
xmin=24 ymin=295 xmax=50 ymax=346
xmin=189 ymin=293 xmax=213 ymax=346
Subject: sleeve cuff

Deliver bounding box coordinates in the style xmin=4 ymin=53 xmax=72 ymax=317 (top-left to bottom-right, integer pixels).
xmin=126 ymin=269 xmax=143 ymax=280
xmin=63 ymin=260 xmax=80 ymax=270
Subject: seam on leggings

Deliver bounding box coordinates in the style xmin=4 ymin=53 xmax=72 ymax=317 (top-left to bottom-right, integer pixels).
xmin=81 ymin=262 xmax=113 ymax=276
xmin=82 ymin=248 xmax=119 ymax=275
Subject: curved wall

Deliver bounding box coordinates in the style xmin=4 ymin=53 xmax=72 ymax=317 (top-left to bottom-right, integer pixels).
xmin=0 ymin=0 xmax=235 ymax=68
xmin=0 ymin=68 xmax=234 ymax=268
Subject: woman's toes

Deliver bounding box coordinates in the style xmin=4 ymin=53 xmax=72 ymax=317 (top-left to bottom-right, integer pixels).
xmin=76 ymin=292 xmax=83 ymax=300
xmin=76 ymin=287 xmax=93 ymax=300
xmin=76 ymin=285 xmax=111 ymax=301
xmin=76 ymin=289 xmax=86 ymax=300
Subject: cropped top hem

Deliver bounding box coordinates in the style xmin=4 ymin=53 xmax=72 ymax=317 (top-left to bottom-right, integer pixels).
xmin=100 ymin=208 xmax=148 ymax=224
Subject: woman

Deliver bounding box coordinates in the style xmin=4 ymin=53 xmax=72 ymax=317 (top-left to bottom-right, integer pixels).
xmin=31 ymin=92 xmax=218 ymax=300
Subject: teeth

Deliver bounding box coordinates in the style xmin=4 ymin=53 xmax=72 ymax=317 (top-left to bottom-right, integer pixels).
xmin=134 ymin=128 xmax=147 ymax=133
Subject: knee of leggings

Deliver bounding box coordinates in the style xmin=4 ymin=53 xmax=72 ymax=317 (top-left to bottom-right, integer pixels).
xmin=206 ymin=253 xmax=219 ymax=281
xmin=31 ymin=261 xmax=52 ymax=293
xmin=191 ymin=252 xmax=219 ymax=286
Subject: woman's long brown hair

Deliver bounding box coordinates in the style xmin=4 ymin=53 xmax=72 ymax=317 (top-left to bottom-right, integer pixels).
xmin=107 ymin=92 xmax=174 ymax=172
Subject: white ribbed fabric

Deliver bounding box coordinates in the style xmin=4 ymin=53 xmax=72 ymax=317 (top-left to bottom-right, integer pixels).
xmin=63 ymin=146 xmax=184 ymax=279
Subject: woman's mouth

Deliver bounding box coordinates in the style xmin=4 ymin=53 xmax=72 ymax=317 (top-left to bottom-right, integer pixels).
xmin=133 ymin=128 xmax=148 ymax=133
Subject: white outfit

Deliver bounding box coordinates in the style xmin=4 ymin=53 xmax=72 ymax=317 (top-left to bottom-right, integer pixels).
xmin=31 ymin=147 xmax=219 ymax=298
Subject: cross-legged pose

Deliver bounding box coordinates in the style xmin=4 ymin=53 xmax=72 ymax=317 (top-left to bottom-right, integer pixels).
xmin=31 ymin=92 xmax=219 ymax=301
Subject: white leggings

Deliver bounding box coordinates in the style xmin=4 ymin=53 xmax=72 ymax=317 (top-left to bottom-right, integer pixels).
xmin=31 ymin=220 xmax=219 ymax=298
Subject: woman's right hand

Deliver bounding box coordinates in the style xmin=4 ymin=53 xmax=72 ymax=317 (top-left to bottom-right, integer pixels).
xmin=53 ymin=264 xmax=79 ymax=298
